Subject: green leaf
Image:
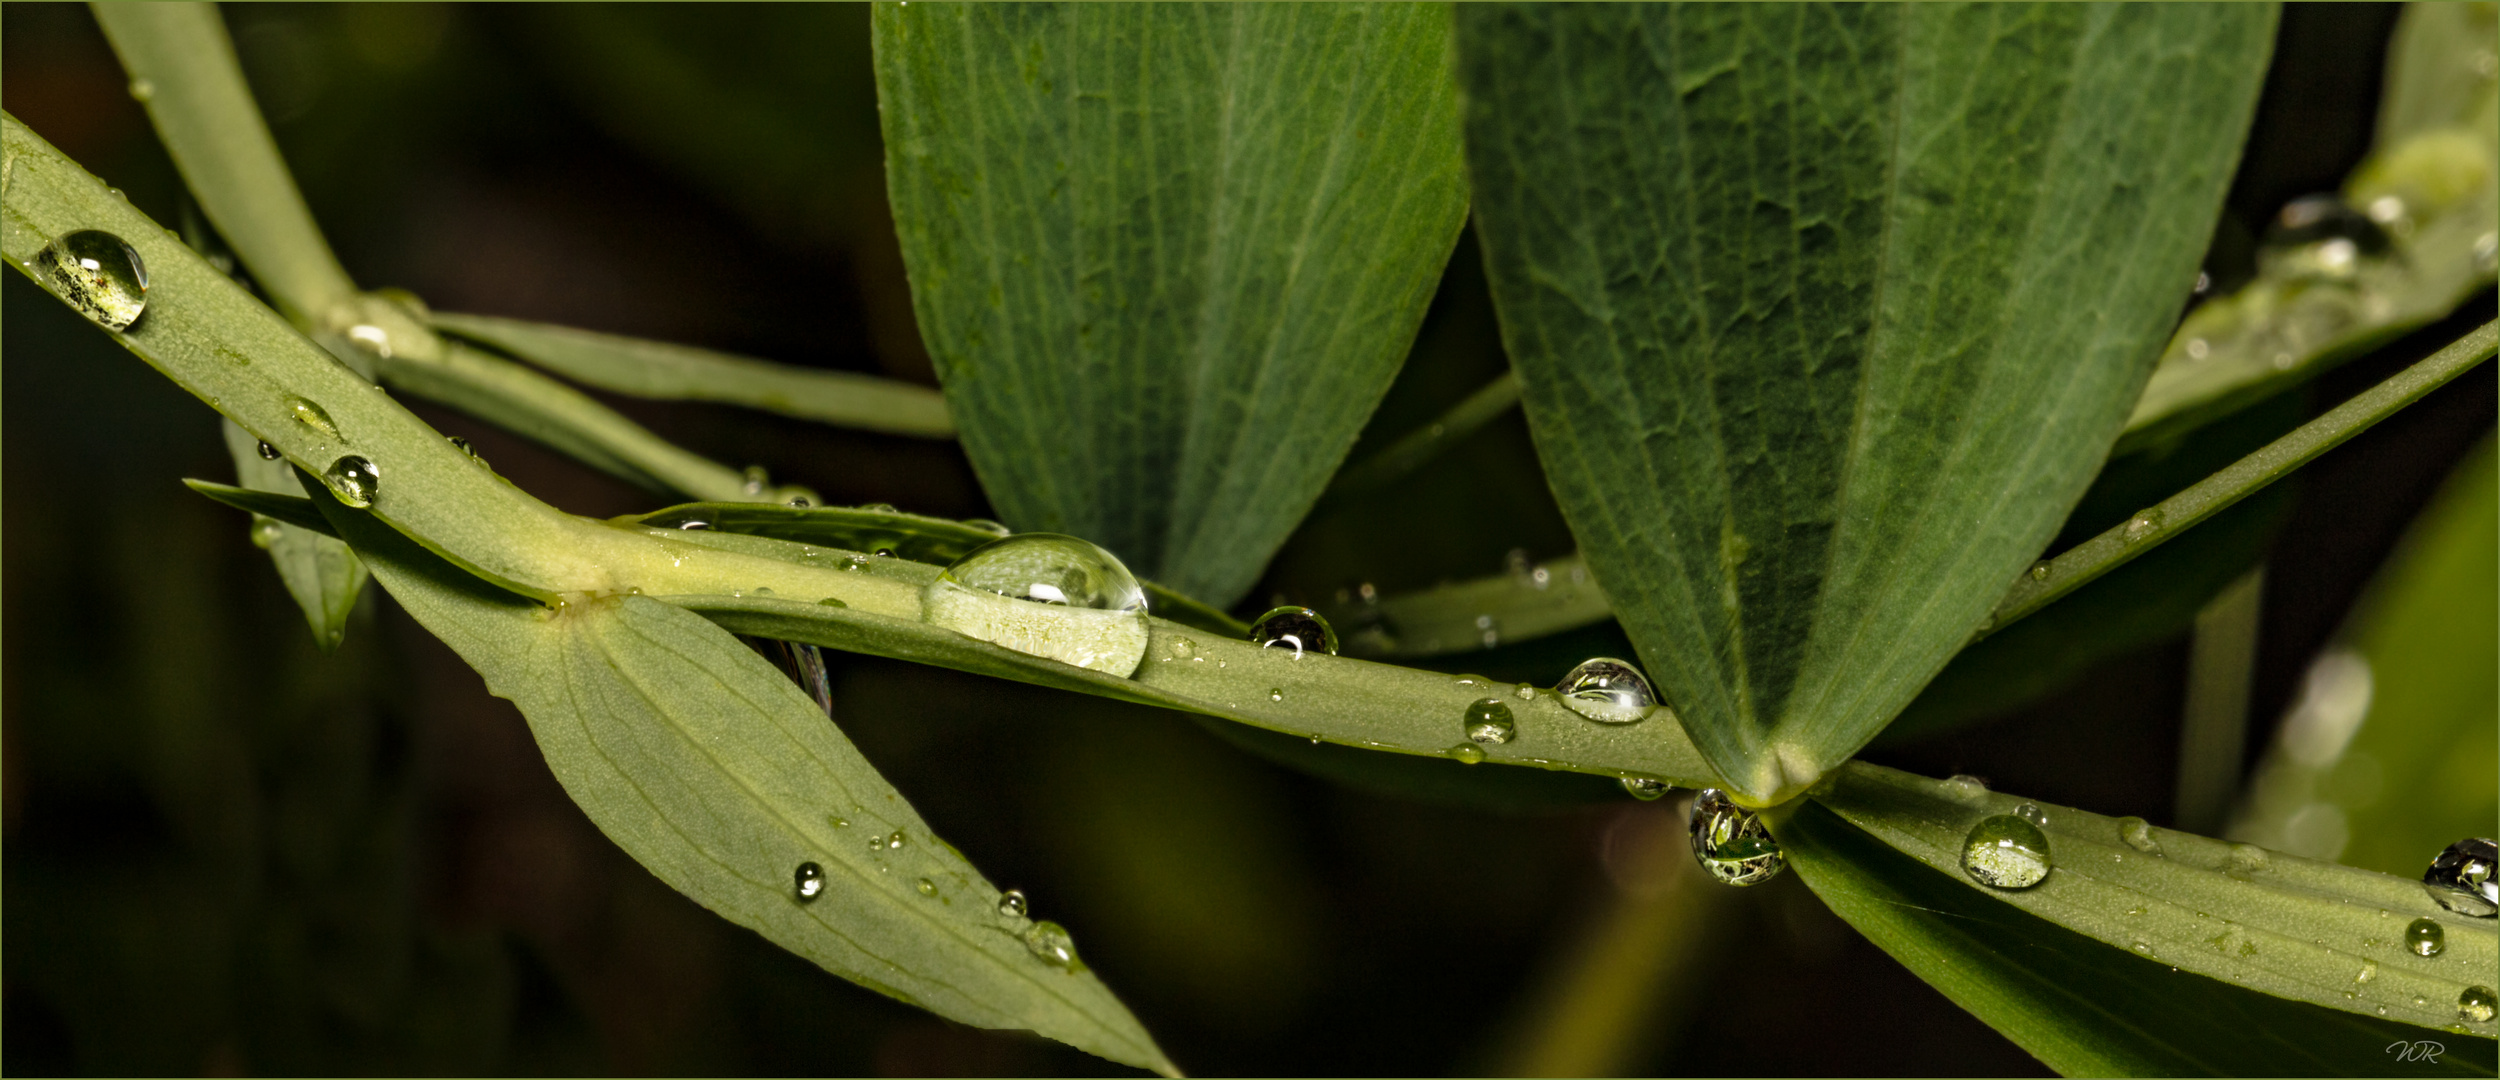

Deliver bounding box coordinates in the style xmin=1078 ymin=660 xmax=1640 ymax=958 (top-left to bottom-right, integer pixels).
xmin=875 ymin=2 xmax=1470 ymax=607
xmin=1780 ymin=792 xmax=2496 ymax=1077
xmin=303 ymin=479 xmax=1178 ymax=1076
xmin=430 ymin=312 xmax=956 ymax=438
xmin=2234 ymin=434 xmax=2498 ymax=876
xmin=1802 ymin=764 xmax=2498 ymax=1048
xmin=1456 ymin=4 xmax=2278 ymax=801
xmin=218 ymin=420 xmax=366 ymax=650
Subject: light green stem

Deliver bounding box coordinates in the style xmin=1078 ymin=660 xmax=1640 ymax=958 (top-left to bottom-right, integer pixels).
xmin=1324 ymin=371 xmax=1522 ymax=499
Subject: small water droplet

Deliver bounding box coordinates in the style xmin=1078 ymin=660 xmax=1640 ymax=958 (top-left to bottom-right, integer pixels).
xmin=1689 ymin=789 xmax=1784 ymax=886
xmin=1554 ymin=658 xmax=1656 ymax=724
xmin=2029 ymin=561 xmax=2051 ymax=581
xmin=1463 ymin=699 xmax=1515 ymax=745
xmin=742 ymin=465 xmax=769 ymax=495
xmin=2117 ymin=816 xmax=2162 ymax=856
xmin=2422 ymin=837 xmax=2497 ymax=918
xmin=2461 ymin=986 xmax=2497 ymax=1025
xmin=830 ymin=816 xmax=849 ymax=828
xmin=997 ymin=889 xmax=1028 ymax=918
xmin=250 ymin=518 xmax=283 ymax=549
xmin=2015 ymin=802 xmax=2049 ymax=827
xmin=868 ymin=838 xmax=886 ymax=855
xmin=1621 ymin=777 xmax=1669 ymax=801
xmin=1447 ymin=743 xmax=1485 ymax=765
xmin=2406 ymin=917 xmax=2447 ymax=957
xmin=33 ymin=230 xmax=148 ymax=330
xmin=1962 ymin=815 xmax=2053 ymax=889
xmin=1265 ymin=687 xmax=1282 ymax=703
xmin=1942 ymin=774 xmax=1990 ymax=805
xmin=817 ymin=597 xmax=848 ymax=608
xmin=256 ymin=439 xmax=281 ymax=460
xmin=916 ymin=878 xmax=937 ymax=897
xmin=2122 ymin=510 xmax=2161 ymax=543
xmin=794 ymin=862 xmax=826 ymax=903
xmin=322 ymin=456 xmax=379 ymax=508
xmin=2258 ymin=195 xmax=2391 ymax=282
xmin=2356 ymin=959 xmax=2380 ymax=984
xmin=1024 ymin=920 xmax=1077 ymax=967
xmin=857 ymin=502 xmax=898 ymax=513
xmin=2228 ymin=843 xmax=2270 ymax=875
xmin=921 ymin=534 xmax=1151 ymax=675
xmin=887 ymin=830 xmax=907 ymax=850
xmin=1248 ymin=606 xmax=1338 ymax=658
xmin=128 ymin=78 xmax=154 ymax=102
xmin=290 ymin=398 xmax=340 ymax=440
xmin=347 ymin=323 xmax=392 ymax=358
xmin=1513 ymin=683 xmax=1535 ymax=701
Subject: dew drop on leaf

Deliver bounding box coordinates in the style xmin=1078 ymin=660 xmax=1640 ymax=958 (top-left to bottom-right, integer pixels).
xmin=1620 ymin=777 xmax=1669 ymax=801
xmin=1554 ymin=657 xmax=1656 ymax=724
xmin=1446 ymin=743 xmax=1485 ymax=765
xmin=997 ymin=889 xmax=1028 ymax=919
xmin=1689 ymin=789 xmax=1783 ymax=886
xmin=1248 ymin=606 xmax=1338 ymax=657
xmin=33 ymin=230 xmax=148 ymax=330
xmin=2461 ymin=985 xmax=2497 ymax=1025
xmin=916 ymin=878 xmax=937 ymax=897
xmin=2257 ymin=194 xmax=2390 ymax=283
xmin=290 ymin=398 xmax=341 ymax=441
xmin=1024 ymin=920 xmax=1078 ymax=967
xmin=250 ymin=518 xmax=283 ymax=549
xmin=1463 ymin=698 xmax=1515 ymax=745
xmin=793 ymin=862 xmax=826 ymax=903
xmin=1961 ymin=814 xmax=2052 ymax=890
xmin=2117 ymin=816 xmax=2163 ymax=855
xmin=2015 ymin=802 xmax=2049 ymax=828
xmin=256 ymin=439 xmax=281 ymax=460
xmin=2422 ymin=837 xmax=2498 ymax=918
xmin=921 ymin=534 xmax=1150 ymax=675
xmin=2406 ymin=917 xmax=2447 ymax=957
xmin=322 ymin=456 xmax=379 ymax=508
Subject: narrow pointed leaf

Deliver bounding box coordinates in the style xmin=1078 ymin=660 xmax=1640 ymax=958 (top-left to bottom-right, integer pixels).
xmin=219 ymin=419 xmax=366 ymax=650
xmin=875 ymin=2 xmax=1470 ymax=606
xmin=1457 ymin=3 xmax=2277 ymax=801
xmin=1781 ymin=793 xmax=2495 ymax=1076
xmin=306 ymin=485 xmax=1177 ymax=1076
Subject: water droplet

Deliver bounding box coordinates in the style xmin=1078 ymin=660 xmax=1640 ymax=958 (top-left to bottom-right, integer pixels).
xmin=255 ymin=439 xmax=281 ymax=460
xmin=290 ymin=398 xmax=340 ymax=440
xmin=2228 ymin=844 xmax=2270 ymax=875
xmin=921 ymin=534 xmax=1150 ymax=675
xmin=1165 ymin=637 xmax=1196 ymax=661
xmin=794 ymin=862 xmax=826 ymax=903
xmin=1447 ymin=744 xmax=1485 ymax=765
xmin=1942 ymin=774 xmax=1990 ymax=805
xmin=2015 ymin=802 xmax=2049 ymax=827
xmin=1689 ymin=789 xmax=1784 ymax=886
xmin=817 ymin=597 xmax=848 ymax=608
xmin=1513 ymin=683 xmax=1535 ymax=701
xmin=2117 ymin=816 xmax=2163 ymax=856
xmin=2422 ymin=837 xmax=2498 ymax=918
xmin=250 ymin=518 xmax=283 ymax=549
xmin=858 ymin=502 xmax=898 ymax=514
xmin=830 ymin=816 xmax=849 ymax=828
xmin=347 ymin=323 xmax=392 ymax=358
xmin=916 ymin=878 xmax=937 ymax=897
xmin=128 ymin=78 xmax=154 ymax=102
xmin=33 ymin=230 xmax=148 ymax=330
xmin=2258 ymin=195 xmax=2391 ymax=282
xmin=2461 ymin=986 xmax=2497 ymax=1025
xmin=1248 ymin=606 xmax=1338 ymax=658
xmin=788 ymin=496 xmax=813 ymax=508
xmin=1621 ymin=777 xmax=1669 ymax=801
xmin=322 ymin=456 xmax=379 ymax=508
xmin=742 ymin=465 xmax=769 ymax=495
xmin=677 ymin=520 xmax=712 ymax=532
xmin=2356 ymin=959 xmax=2380 ymax=984
xmin=963 ymin=518 xmax=1011 ymax=537
xmin=1267 ymin=688 xmax=1283 ymax=702
xmin=997 ymin=889 xmax=1028 ymax=918
xmin=2122 ymin=510 xmax=2161 ymax=543
xmin=867 ymin=838 xmax=886 ymax=856
xmin=2406 ymin=918 xmax=2447 ymax=957
xmin=886 ymin=830 xmax=907 ymax=850
xmin=1024 ymin=920 xmax=1077 ymax=967
xmin=1463 ymin=699 xmax=1515 ymax=745
xmin=1554 ymin=658 xmax=1656 ymax=724
xmin=2029 ymin=561 xmax=2051 ymax=581
xmin=1961 ymin=815 xmax=2053 ymax=890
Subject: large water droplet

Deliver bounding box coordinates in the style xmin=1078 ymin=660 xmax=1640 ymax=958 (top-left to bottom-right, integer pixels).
xmin=322 ymin=456 xmax=380 ymax=508
xmin=997 ymin=889 xmax=1028 ymax=919
xmin=33 ymin=230 xmax=148 ymax=330
xmin=2422 ymin=837 xmax=2498 ymax=918
xmin=1555 ymin=658 xmax=1656 ymax=724
xmin=1689 ymin=790 xmax=1783 ymax=886
xmin=2117 ymin=816 xmax=2163 ymax=856
xmin=2461 ymin=986 xmax=2498 ymax=1025
xmin=794 ymin=862 xmax=826 ymax=903
xmin=290 ymin=398 xmax=340 ymax=441
xmin=2406 ymin=917 xmax=2447 ymax=957
xmin=1961 ymin=815 xmax=2052 ymax=890
xmin=1621 ymin=777 xmax=1669 ymax=802
xmin=1024 ymin=920 xmax=1077 ymax=967
xmin=2258 ymin=195 xmax=2391 ymax=283
xmin=920 ymin=534 xmax=1150 ymax=675
xmin=1249 ymin=606 xmax=1338 ymax=657
xmin=1463 ymin=699 xmax=1515 ymax=745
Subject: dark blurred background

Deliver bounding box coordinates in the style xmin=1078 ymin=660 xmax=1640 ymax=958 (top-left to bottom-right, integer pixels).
xmin=3 ymin=4 xmax=2488 ymax=1076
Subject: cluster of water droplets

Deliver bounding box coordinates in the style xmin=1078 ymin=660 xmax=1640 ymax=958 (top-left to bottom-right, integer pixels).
xmin=920 ymin=534 xmax=1150 ymax=675
xmin=34 ymin=230 xmax=149 ymax=331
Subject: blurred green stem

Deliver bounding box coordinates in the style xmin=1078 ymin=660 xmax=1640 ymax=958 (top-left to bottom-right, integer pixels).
xmin=2175 ymin=566 xmax=2264 ymax=834
xmin=1984 ymin=318 xmax=2496 ymax=636
xmin=1326 ymin=372 xmax=1522 ymax=500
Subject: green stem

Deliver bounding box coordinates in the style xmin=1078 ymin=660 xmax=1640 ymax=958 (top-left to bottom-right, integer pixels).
xmin=1984 ymin=318 xmax=2497 ymax=636
xmin=91 ymin=2 xmax=356 ymax=326
xmin=2174 ymin=566 xmax=2264 ymax=835
xmin=1323 ymin=371 xmax=1521 ymax=499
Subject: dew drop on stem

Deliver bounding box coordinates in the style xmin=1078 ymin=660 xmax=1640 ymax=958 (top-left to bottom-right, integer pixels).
xmin=1689 ymin=789 xmax=1784 ymax=886
xmin=1961 ymin=814 xmax=2052 ymax=890
xmin=322 ymin=456 xmax=380 ymax=508
xmin=2422 ymin=837 xmax=2497 ymax=918
xmin=1248 ymin=606 xmax=1338 ymax=658
xmin=33 ymin=230 xmax=148 ymax=330
xmin=921 ymin=534 xmax=1151 ymax=675
xmin=1555 ymin=657 xmax=1656 ymax=724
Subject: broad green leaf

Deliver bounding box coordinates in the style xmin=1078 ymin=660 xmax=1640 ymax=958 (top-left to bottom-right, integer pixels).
xmin=1457 ymin=4 xmax=2277 ymax=802
xmin=1780 ymin=792 xmax=2496 ymax=1077
xmin=430 ymin=312 xmax=956 ymax=438
xmin=2233 ymin=435 xmax=2497 ymax=876
xmin=875 ymin=2 xmax=1470 ymax=607
xmin=218 ymin=418 xmax=367 ymax=651
xmin=1803 ymin=764 xmax=2499 ymax=1049
xmin=303 ymin=481 xmax=1178 ymax=1076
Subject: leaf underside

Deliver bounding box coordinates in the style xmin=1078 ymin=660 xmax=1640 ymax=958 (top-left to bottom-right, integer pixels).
xmin=1456 ymin=2 xmax=2278 ymax=801
xmin=875 ymin=1 xmax=1470 ymax=607
xmin=220 ymin=418 xmax=366 ymax=650
xmin=305 ymin=487 xmax=1176 ymax=1076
